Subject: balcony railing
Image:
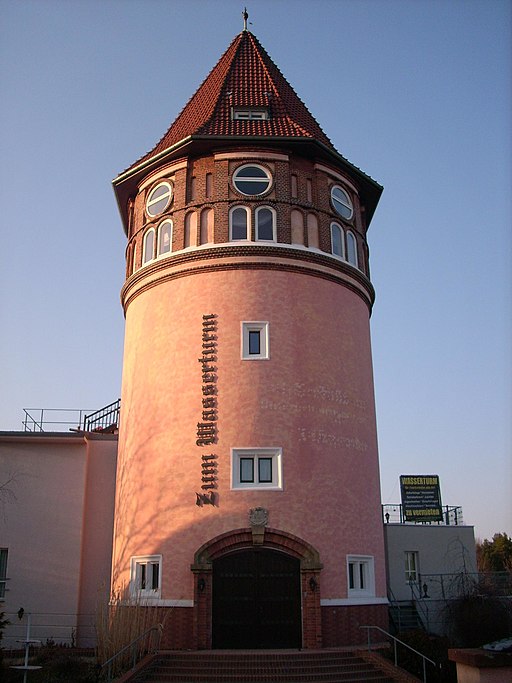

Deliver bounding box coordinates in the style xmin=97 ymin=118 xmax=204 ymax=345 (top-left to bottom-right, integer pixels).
xmin=382 ymin=504 xmax=464 ymax=526
xmin=22 ymin=400 xmax=120 ymax=433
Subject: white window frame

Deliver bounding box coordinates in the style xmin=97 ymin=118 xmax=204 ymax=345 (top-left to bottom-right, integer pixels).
xmin=241 ymin=321 xmax=269 ymax=360
xmin=405 ymin=551 xmax=419 ymax=584
xmin=255 ymin=206 xmax=276 ymax=242
xmin=232 ymin=107 xmax=269 ymax=120
xmin=130 ymin=555 xmax=162 ymax=599
xmin=347 ymin=555 xmax=375 ymax=597
xmin=229 ymin=205 xmax=251 ymax=241
xmin=346 ymin=230 xmax=358 ymax=267
xmin=142 ymin=228 xmax=156 ymax=265
xmin=231 ymin=448 xmax=283 ymax=490
xmin=233 ymin=164 xmax=272 ymax=196
xmin=330 ymin=222 xmax=345 ymax=259
xmin=146 ymin=181 xmax=173 ymax=218
xmin=157 ymin=220 xmax=173 ymax=257
xmin=331 ymin=185 xmax=353 ymax=220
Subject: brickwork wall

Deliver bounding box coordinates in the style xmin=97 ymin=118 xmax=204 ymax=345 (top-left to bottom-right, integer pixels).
xmin=157 ymin=606 xmax=194 ymax=650
xmin=123 ymin=149 xmax=370 ymax=280
xmin=321 ymin=604 xmax=389 ymax=647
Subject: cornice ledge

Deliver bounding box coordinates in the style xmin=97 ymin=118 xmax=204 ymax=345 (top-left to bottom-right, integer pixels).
xmin=121 ymin=245 xmax=375 ymax=314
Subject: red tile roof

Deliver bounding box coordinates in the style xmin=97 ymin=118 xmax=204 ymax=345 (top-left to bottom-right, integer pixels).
xmin=125 ymin=31 xmax=335 ymax=173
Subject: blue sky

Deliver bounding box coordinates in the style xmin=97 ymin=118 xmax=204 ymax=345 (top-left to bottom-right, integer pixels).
xmin=1 ymin=0 xmax=510 ymax=541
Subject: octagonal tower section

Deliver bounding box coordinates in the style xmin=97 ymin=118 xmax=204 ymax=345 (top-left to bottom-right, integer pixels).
xmin=112 ymin=29 xmax=386 ymax=649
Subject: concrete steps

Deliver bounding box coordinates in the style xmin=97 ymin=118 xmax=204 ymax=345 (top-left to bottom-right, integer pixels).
xmin=130 ymin=650 xmax=405 ymax=683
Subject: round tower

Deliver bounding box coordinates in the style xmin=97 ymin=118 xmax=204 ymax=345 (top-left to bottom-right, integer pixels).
xmin=112 ymin=28 xmax=386 ymax=649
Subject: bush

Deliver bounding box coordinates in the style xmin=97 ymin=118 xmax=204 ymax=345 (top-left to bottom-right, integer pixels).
xmin=444 ymin=594 xmax=512 ymax=647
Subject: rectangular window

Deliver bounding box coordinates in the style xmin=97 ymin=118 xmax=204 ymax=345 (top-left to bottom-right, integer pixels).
xmin=248 ymin=330 xmax=261 ymax=355
xmin=130 ymin=555 xmax=162 ymax=599
xmin=347 ymin=556 xmax=375 ymax=597
xmin=232 ymin=448 xmax=282 ymax=490
xmin=0 ymin=548 xmax=8 ymax=600
xmin=258 ymin=458 xmax=272 ymax=483
xmin=240 ymin=457 xmax=255 ymax=483
xmin=242 ymin=322 xmax=269 ymax=360
xmin=405 ymin=551 xmax=418 ymax=583
xmin=232 ymin=107 xmax=269 ymax=120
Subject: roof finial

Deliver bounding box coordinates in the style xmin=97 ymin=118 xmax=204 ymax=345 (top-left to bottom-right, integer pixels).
xmin=242 ymin=7 xmax=249 ymax=31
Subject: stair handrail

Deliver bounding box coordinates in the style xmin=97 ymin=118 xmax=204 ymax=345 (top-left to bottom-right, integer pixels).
xmin=360 ymin=625 xmax=440 ymax=683
xmin=100 ymin=623 xmax=163 ymax=682
xmin=409 ymin=578 xmax=430 ymax=631
xmin=386 ymin=584 xmax=406 ymax=632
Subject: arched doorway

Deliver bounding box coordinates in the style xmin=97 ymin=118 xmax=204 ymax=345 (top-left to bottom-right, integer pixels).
xmin=212 ymin=548 xmax=301 ymax=648
xmin=192 ymin=527 xmax=323 ymax=649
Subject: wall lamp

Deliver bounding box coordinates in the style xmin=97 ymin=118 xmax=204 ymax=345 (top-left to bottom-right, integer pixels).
xmin=309 ymin=577 xmax=317 ymax=592
xmin=198 ymin=578 xmax=206 ymax=593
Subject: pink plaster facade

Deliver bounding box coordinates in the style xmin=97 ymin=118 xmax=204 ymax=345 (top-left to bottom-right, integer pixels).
xmin=114 ymin=265 xmax=385 ymax=601
xmin=0 ymin=433 xmax=117 ymax=648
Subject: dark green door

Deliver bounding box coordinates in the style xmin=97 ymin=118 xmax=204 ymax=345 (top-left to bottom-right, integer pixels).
xmin=212 ymin=548 xmax=301 ymax=648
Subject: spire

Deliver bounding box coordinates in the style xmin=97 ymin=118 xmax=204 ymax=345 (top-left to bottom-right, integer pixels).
xmin=122 ymin=30 xmax=335 ymax=175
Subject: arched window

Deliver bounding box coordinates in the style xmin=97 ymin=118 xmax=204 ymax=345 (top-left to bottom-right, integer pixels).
xmin=230 ymin=206 xmax=250 ymax=240
xmin=184 ymin=212 xmax=197 ymax=248
xmin=200 ymin=208 xmax=214 ymax=244
xmin=331 ymin=223 xmax=344 ymax=259
xmin=291 ymin=210 xmax=304 ymax=245
xmin=157 ymin=220 xmax=172 ymax=256
xmin=132 ymin=245 xmax=137 ymax=273
xmin=307 ymin=213 xmax=319 ymax=249
xmin=142 ymin=228 xmax=155 ymax=264
xmin=255 ymin=206 xmax=276 ymax=241
xmin=346 ymin=231 xmax=358 ymax=267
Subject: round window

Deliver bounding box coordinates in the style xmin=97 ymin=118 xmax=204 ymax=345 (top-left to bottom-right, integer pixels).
xmin=146 ymin=182 xmax=173 ymax=217
xmin=331 ymin=185 xmax=353 ymax=220
xmin=233 ymin=164 xmax=272 ymax=196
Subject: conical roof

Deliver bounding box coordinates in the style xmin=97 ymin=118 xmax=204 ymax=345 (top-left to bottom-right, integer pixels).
xmin=124 ymin=30 xmax=335 ymax=174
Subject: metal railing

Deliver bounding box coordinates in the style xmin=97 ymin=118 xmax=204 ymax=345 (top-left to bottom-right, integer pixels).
xmin=22 ymin=408 xmax=95 ymax=432
xmin=83 ymin=399 xmax=120 ymax=432
xmin=421 ymin=571 xmax=512 ymax=601
xmin=100 ymin=623 xmax=163 ymax=682
xmin=361 ymin=625 xmax=440 ymax=683
xmin=21 ymin=400 xmax=120 ymax=433
xmin=382 ymin=504 xmax=463 ymax=526
xmin=409 ymin=579 xmax=430 ymax=631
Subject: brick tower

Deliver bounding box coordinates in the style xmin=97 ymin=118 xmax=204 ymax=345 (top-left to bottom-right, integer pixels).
xmin=112 ymin=25 xmax=386 ymax=649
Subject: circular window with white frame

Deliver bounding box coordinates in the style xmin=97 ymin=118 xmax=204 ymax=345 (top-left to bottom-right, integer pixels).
xmin=330 ymin=185 xmax=353 ymax=220
xmin=146 ymin=181 xmax=173 ymax=218
xmin=233 ymin=164 xmax=272 ymax=196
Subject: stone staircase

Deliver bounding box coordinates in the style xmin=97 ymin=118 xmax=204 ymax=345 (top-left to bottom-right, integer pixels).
xmin=127 ymin=649 xmax=416 ymax=683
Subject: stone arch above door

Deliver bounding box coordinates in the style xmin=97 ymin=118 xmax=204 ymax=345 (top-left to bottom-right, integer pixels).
xmin=191 ymin=527 xmax=323 ymax=649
